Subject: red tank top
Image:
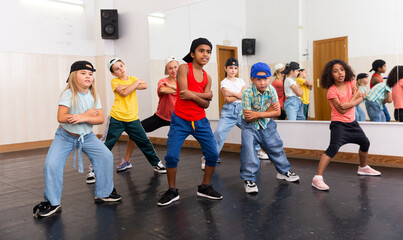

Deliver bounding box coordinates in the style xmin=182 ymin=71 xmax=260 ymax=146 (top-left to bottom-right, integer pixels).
xmin=370 ymin=73 xmax=383 ymax=89
xmin=174 ymin=63 xmax=208 ymax=121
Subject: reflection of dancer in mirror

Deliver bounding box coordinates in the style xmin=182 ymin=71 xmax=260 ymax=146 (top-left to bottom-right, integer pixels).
xmin=355 ymin=73 xmax=369 ymax=121
xmin=364 ymin=77 xmax=392 ymax=122
xmin=103 ymin=58 xmax=167 ymax=174
xmin=386 ymin=65 xmax=403 ymax=122
xmin=283 ymin=61 xmax=305 ymax=120
xmin=241 ymin=62 xmax=300 ymax=194
xmin=295 ymin=68 xmax=313 ymax=119
xmin=369 ymin=59 xmax=390 ymax=122
xmin=312 ymin=59 xmax=381 ymax=191
xmin=158 ymin=38 xmax=223 ymax=206
xmin=271 ymin=63 xmax=286 ymax=120
xmin=33 ymin=61 xmax=121 ymax=219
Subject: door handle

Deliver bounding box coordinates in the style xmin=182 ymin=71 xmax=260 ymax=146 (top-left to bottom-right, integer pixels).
xmin=317 ymin=78 xmax=320 ymax=88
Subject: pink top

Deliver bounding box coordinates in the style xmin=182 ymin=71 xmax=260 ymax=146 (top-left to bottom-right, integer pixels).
xmin=392 ymin=78 xmax=403 ymax=109
xmin=155 ymin=78 xmax=177 ymax=121
xmin=327 ymin=80 xmax=356 ymax=123
xmin=271 ymin=80 xmax=285 ymax=108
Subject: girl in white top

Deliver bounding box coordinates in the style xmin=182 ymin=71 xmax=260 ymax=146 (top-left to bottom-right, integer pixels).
xmin=283 ymin=61 xmax=305 ymax=120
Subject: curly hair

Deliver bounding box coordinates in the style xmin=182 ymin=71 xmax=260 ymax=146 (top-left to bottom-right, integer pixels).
xmin=386 ymin=65 xmax=403 ymax=88
xmin=320 ymin=59 xmax=354 ymax=89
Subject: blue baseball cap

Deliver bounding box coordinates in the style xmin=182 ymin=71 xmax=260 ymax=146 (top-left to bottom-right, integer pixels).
xmin=250 ymin=62 xmax=272 ymax=78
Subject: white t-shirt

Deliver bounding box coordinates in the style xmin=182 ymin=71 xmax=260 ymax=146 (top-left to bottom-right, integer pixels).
xmin=284 ymin=77 xmax=299 ymax=98
xmin=220 ymin=77 xmax=246 ymax=103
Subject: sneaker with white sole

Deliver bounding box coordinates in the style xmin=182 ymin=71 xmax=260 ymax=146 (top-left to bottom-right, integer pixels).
xmin=153 ymin=161 xmax=167 ymax=174
xmin=201 ymin=156 xmax=206 ymax=170
xmin=244 ymin=180 xmax=258 ymax=194
xmin=357 ymin=165 xmax=381 ymax=176
xmin=157 ymin=189 xmax=180 ymax=206
xmin=257 ymin=150 xmax=270 ymax=160
xmin=33 ymin=201 xmax=62 ymax=218
xmin=94 ymin=188 xmax=122 ymax=203
xmin=86 ymin=170 xmax=96 ymax=184
xmin=197 ymin=185 xmax=223 ymax=200
xmin=312 ymin=175 xmax=330 ymax=191
xmin=116 ymin=158 xmax=132 ymax=172
xmin=276 ymin=170 xmax=300 ymax=182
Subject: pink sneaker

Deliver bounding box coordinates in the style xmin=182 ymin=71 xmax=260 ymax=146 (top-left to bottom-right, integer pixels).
xmin=357 ymin=166 xmax=381 ymax=176
xmin=312 ymin=176 xmax=330 ymax=191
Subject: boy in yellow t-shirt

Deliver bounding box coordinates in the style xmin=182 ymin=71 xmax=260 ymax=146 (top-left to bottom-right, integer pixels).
xmin=103 ymin=57 xmax=166 ymax=173
xmin=295 ymin=69 xmax=312 ymax=119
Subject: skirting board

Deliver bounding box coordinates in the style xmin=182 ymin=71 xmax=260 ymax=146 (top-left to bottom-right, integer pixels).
xmin=1 ymin=136 xmax=403 ymax=169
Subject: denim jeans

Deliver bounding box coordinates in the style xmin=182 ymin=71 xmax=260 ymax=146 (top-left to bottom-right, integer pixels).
xmin=240 ymin=119 xmax=291 ymax=181
xmin=44 ymin=127 xmax=114 ymax=206
xmin=165 ymin=112 xmax=218 ymax=168
xmin=365 ymin=101 xmax=386 ymax=122
xmin=355 ymin=104 xmax=366 ymax=122
xmin=284 ymin=96 xmax=306 ymax=120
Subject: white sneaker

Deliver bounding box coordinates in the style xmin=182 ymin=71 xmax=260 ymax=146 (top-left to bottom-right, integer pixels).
xmin=257 ymin=150 xmax=269 ymax=160
xmin=276 ymin=170 xmax=300 ymax=182
xmin=244 ymin=180 xmax=258 ymax=193
xmin=86 ymin=170 xmax=96 ymax=184
xmin=201 ymin=156 xmax=205 ymax=170
xmin=153 ymin=161 xmax=167 ymax=174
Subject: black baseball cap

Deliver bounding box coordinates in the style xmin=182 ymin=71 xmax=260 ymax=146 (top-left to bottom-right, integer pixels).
xmin=67 ymin=60 xmax=96 ymax=82
xmin=357 ymin=73 xmax=368 ymax=80
xmin=281 ymin=61 xmax=300 ymax=74
xmin=183 ymin=38 xmax=213 ymax=63
xmin=225 ymin=57 xmax=239 ymax=67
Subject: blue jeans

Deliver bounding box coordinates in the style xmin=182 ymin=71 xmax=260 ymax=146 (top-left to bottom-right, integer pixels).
xmin=44 ymin=127 xmax=114 ymax=206
xmin=355 ymin=104 xmax=366 ymax=121
xmin=165 ymin=112 xmax=218 ymax=168
xmin=284 ymin=96 xmax=306 ymax=120
xmin=365 ymin=101 xmax=386 ymax=122
xmin=383 ymin=104 xmax=391 ymax=122
xmin=240 ymin=119 xmax=291 ymax=181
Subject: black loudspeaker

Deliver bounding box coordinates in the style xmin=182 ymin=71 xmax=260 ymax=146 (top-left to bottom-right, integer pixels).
xmin=242 ymin=38 xmax=256 ymax=55
xmin=101 ymin=9 xmax=119 ymax=39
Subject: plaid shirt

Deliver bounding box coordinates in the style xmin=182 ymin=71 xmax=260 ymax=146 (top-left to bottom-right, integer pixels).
xmin=365 ymin=82 xmax=391 ymax=109
xmin=241 ymin=84 xmax=278 ymax=130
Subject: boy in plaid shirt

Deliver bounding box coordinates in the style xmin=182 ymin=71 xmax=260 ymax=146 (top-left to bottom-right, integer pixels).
xmin=240 ymin=62 xmax=300 ymax=194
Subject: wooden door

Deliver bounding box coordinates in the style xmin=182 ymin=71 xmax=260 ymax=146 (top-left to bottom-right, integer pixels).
xmin=216 ymin=45 xmax=238 ymax=116
xmin=313 ymin=36 xmax=348 ymax=120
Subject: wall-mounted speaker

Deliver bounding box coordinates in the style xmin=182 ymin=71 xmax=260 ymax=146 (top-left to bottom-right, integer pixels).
xmin=242 ymin=38 xmax=256 ymax=55
xmin=101 ymin=9 xmax=119 ymax=39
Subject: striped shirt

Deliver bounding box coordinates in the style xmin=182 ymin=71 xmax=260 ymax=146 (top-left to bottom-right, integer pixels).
xmin=241 ymin=84 xmax=278 ymax=130
xmin=365 ymin=82 xmax=391 ymax=109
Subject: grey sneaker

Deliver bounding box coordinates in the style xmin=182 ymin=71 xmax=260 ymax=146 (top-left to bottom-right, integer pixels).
xmin=86 ymin=170 xmax=96 ymax=184
xmin=244 ymin=180 xmax=258 ymax=193
xmin=276 ymin=170 xmax=300 ymax=182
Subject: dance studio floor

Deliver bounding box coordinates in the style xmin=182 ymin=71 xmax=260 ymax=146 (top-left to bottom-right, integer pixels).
xmin=1 ymin=142 xmax=403 ymax=240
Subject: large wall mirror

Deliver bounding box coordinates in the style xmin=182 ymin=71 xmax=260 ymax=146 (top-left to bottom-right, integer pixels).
xmin=148 ymin=0 xmax=402 ymax=122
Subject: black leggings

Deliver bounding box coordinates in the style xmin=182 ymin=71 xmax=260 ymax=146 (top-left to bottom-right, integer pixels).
xmin=141 ymin=114 xmax=170 ymax=132
xmin=324 ymin=121 xmax=370 ymax=158
xmin=394 ymin=109 xmax=403 ymax=122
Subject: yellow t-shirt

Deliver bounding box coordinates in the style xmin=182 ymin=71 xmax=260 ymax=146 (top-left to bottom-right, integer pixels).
xmin=110 ymin=76 xmax=139 ymax=122
xmin=295 ymin=77 xmax=309 ymax=104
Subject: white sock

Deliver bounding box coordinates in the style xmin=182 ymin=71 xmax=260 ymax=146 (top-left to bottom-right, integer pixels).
xmin=313 ymin=175 xmax=323 ymax=180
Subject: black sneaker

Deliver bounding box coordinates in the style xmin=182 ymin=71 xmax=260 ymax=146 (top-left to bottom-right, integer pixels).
xmin=33 ymin=201 xmax=61 ymax=218
xmin=86 ymin=170 xmax=96 ymax=184
xmin=153 ymin=161 xmax=167 ymax=174
xmin=157 ymin=189 xmax=180 ymax=206
xmin=197 ymin=185 xmax=223 ymax=200
xmin=94 ymin=188 xmax=122 ymax=203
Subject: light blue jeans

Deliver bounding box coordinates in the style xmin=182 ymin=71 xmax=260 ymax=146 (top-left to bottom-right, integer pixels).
xmin=365 ymin=101 xmax=386 ymax=122
xmin=284 ymin=96 xmax=306 ymax=120
xmin=240 ymin=119 xmax=291 ymax=181
xmin=44 ymin=127 xmax=114 ymax=206
xmin=214 ymin=102 xmax=260 ymax=156
xmin=355 ymin=104 xmax=366 ymax=122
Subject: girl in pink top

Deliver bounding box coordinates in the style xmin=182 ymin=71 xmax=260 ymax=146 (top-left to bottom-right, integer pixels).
xmin=386 ymin=65 xmax=403 ymax=122
xmin=312 ymin=59 xmax=381 ymax=191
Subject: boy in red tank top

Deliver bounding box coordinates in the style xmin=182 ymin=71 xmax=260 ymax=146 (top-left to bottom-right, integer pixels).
xmin=157 ymin=38 xmax=223 ymax=206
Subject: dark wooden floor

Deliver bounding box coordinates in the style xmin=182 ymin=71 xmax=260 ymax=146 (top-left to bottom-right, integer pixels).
xmin=1 ymin=142 xmax=403 ymax=240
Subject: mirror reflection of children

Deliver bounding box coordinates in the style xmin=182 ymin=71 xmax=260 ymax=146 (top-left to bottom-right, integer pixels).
xmin=365 ymin=78 xmax=392 ymax=122
xmin=312 ymin=59 xmax=381 ymax=191
xmin=283 ymin=61 xmax=305 ymax=120
xmin=386 ymin=65 xmax=403 ymax=121
xmin=355 ymin=73 xmax=369 ymax=121
xmin=33 ymin=61 xmax=121 ymax=218
xmin=271 ymin=63 xmax=286 ymax=120
xmin=158 ymin=38 xmax=223 ymax=206
xmin=241 ymin=62 xmax=300 ymax=194
xmin=369 ymin=59 xmax=390 ymax=122
xmin=295 ymin=69 xmax=313 ymax=119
